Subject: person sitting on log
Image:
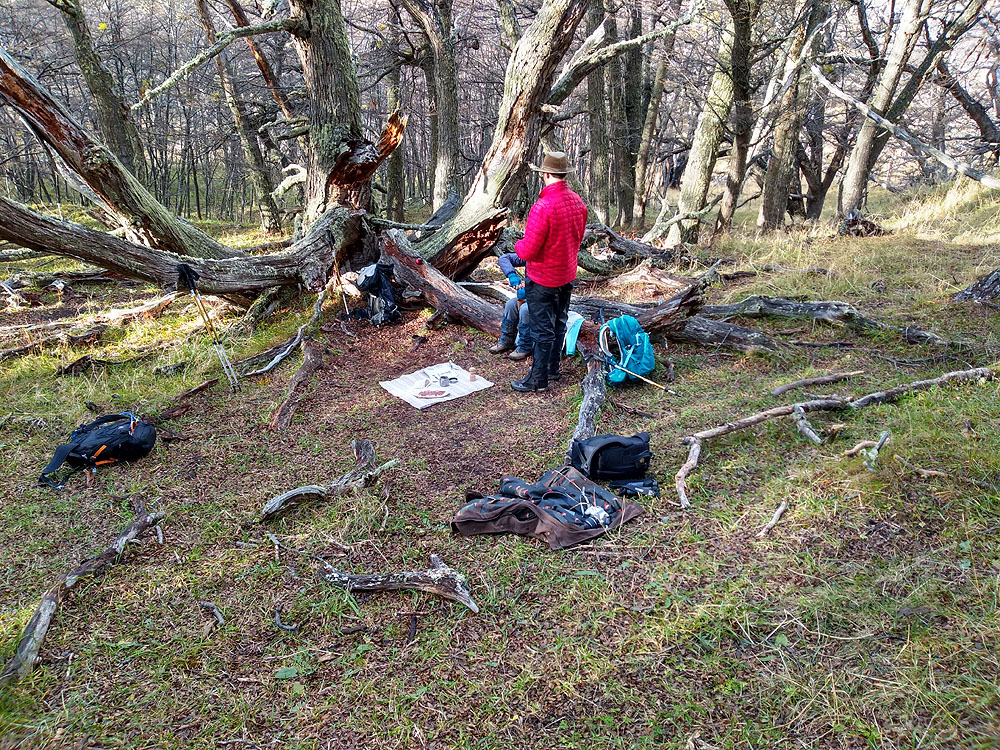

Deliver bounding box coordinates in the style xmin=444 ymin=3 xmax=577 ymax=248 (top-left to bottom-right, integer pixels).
xmin=510 ymin=150 xmax=587 ymax=393
xmin=488 ymin=252 xmax=533 ymax=361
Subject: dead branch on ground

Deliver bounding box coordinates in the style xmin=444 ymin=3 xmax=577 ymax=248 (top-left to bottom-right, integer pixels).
xmin=674 ymin=367 xmax=996 ymax=506
xmin=267 ymin=339 xmax=325 ymax=432
xmin=756 ymin=500 xmax=789 ymax=537
xmin=319 ymin=554 xmax=478 ymax=613
xmin=772 ymin=370 xmax=865 ymax=397
xmin=0 ymin=496 xmax=163 ymax=685
xmin=261 ymin=439 xmax=398 ymax=522
xmin=0 ymin=325 xmax=105 ymax=362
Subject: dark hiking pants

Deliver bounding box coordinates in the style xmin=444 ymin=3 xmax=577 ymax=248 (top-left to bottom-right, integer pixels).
xmin=525 ymin=279 xmax=572 ymax=385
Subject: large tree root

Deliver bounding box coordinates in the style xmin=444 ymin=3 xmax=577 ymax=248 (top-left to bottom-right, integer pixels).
xmin=674 ymin=366 xmax=997 ymax=507
xmin=0 ymin=496 xmax=163 ymax=685
xmin=699 ymin=296 xmax=956 ymax=347
xmin=260 ymin=439 xmax=398 ymax=522
xmin=319 ymin=554 xmax=478 ymax=613
xmin=267 ymin=339 xmax=325 ymax=432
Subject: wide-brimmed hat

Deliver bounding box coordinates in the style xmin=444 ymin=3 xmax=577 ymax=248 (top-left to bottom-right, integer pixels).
xmin=529 ymin=151 xmax=575 ymax=175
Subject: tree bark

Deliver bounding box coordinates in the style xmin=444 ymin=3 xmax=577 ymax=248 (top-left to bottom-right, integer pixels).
xmin=45 ymin=0 xmax=147 ymax=181
xmin=839 ymin=0 xmax=932 ymax=215
xmin=287 ymin=0 xmax=364 ymax=220
xmin=713 ymin=0 xmax=763 ymax=236
xmin=385 ymin=53 xmax=406 ymax=222
xmin=196 ymin=0 xmax=282 ymax=234
xmin=587 ymin=6 xmax=611 ymax=224
xmin=666 ymin=22 xmax=735 ymax=245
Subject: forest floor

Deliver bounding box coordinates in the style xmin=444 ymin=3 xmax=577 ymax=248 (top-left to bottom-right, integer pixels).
xmin=1 ymin=183 xmax=999 ymax=749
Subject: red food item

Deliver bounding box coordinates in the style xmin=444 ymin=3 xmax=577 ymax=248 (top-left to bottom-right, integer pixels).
xmin=417 ymin=389 xmax=448 ymax=399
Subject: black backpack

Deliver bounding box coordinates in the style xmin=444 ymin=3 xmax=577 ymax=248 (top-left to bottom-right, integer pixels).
xmin=39 ymin=413 xmax=156 ymax=489
xmin=569 ymin=432 xmax=652 ymax=481
xmin=356 ymin=262 xmax=401 ymax=326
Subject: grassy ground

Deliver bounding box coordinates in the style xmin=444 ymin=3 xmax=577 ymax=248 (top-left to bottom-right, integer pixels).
xmin=1 ymin=185 xmax=999 ymax=749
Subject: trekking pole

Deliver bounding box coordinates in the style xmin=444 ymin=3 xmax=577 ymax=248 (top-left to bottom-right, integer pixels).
xmin=595 ymin=353 xmax=678 ymax=395
xmin=326 ymin=228 xmax=351 ymax=316
xmin=176 ymin=264 xmax=240 ymax=391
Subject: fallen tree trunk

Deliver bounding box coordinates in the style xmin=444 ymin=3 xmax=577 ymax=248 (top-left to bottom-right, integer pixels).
xmin=261 ymin=439 xmax=398 ymax=522
xmin=0 ymin=198 xmax=361 ymax=295
xmin=700 ymin=295 xmax=954 ymax=346
xmin=565 ymin=357 xmax=607 ymax=461
xmin=0 ymin=496 xmax=163 ymax=685
xmin=674 ymin=366 xmax=997 ymax=506
xmin=318 ymin=553 xmax=478 ymax=613
xmin=955 ymin=268 xmax=1000 ymax=302
xmin=569 ymin=295 xmax=778 ymax=353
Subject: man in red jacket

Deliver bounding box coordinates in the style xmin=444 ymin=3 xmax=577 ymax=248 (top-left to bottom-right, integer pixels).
xmin=511 ymin=151 xmax=588 ymax=392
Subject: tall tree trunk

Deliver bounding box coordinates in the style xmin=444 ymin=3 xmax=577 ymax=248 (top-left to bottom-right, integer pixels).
xmin=631 ymin=0 xmax=687 ymax=230
xmin=863 ymin=0 xmax=988 ymax=174
xmin=412 ymin=0 xmax=588 ymax=275
xmin=386 ymin=53 xmax=406 ymax=222
xmin=587 ymin=5 xmax=610 ymax=224
xmin=666 ymin=22 xmax=735 ymax=245
xmin=839 ymin=0 xmax=932 ymax=215
xmin=45 ymin=0 xmax=147 ymax=181
xmin=196 ymin=0 xmax=282 ymax=234
xmin=400 ymin=0 xmax=461 ymax=211
xmin=287 ymin=0 xmax=364 ymax=221
xmin=617 ymin=0 xmax=643 ymax=227
xmin=713 ymin=0 xmax=761 ymax=236
xmin=757 ymin=0 xmax=826 ymax=230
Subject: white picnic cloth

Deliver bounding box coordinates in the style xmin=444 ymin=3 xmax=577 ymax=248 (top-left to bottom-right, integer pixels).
xmin=379 ymin=361 xmax=494 ymax=410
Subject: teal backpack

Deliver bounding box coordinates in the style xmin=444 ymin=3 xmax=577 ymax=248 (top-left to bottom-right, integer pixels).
xmin=599 ymin=315 xmax=656 ymax=385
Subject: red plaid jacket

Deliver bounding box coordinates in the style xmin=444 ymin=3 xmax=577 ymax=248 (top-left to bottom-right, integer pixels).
xmin=514 ymin=181 xmax=587 ymax=287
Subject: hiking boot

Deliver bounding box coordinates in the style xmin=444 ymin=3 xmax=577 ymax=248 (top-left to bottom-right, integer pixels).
xmin=511 ymin=376 xmax=548 ymax=393
xmin=508 ymin=349 xmax=530 ymax=361
xmin=489 ymin=339 xmax=515 ymax=355
xmin=548 ymin=368 xmax=561 ymax=382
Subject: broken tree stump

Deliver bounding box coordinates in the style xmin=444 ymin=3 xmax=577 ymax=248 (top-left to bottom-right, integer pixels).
xmin=0 ymin=496 xmax=163 ymax=686
xmin=318 ymin=554 xmax=478 ymax=613
xmin=260 ymin=439 xmax=398 ymax=522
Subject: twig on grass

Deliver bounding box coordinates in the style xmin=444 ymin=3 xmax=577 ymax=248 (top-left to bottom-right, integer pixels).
xmin=756 ymin=500 xmax=789 ymax=537
xmin=319 ymin=554 xmax=479 ymax=613
xmin=772 ymin=370 xmax=865 ymax=397
xmin=260 ymin=440 xmax=398 ymax=522
xmin=792 ymin=405 xmax=824 ymax=445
